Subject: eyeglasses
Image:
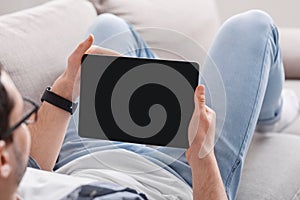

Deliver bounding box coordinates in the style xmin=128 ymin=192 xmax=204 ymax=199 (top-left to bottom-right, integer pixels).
xmin=1 ymin=97 xmax=39 ymax=140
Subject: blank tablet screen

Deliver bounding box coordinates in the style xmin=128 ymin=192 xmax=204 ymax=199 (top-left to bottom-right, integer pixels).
xmin=79 ymin=54 xmax=199 ymax=148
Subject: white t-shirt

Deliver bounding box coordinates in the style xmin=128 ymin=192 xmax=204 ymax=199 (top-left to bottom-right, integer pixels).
xmin=57 ymin=149 xmax=192 ymax=199
xmin=19 ymin=149 xmax=192 ymax=200
xmin=18 ymin=168 xmax=94 ymax=199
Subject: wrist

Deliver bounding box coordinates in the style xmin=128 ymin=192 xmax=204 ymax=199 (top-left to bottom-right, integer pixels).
xmin=41 ymin=87 xmax=78 ymax=115
xmin=187 ymin=147 xmax=216 ymax=167
xmin=51 ymin=76 xmax=76 ymax=101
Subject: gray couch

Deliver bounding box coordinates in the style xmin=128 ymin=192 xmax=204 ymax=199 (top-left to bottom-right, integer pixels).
xmin=0 ymin=0 xmax=300 ymax=199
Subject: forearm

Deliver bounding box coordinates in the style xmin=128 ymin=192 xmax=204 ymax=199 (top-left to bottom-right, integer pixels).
xmin=189 ymin=152 xmax=228 ymax=200
xmin=28 ymin=78 xmax=72 ymax=171
xmin=27 ymin=35 xmax=121 ymax=170
xmin=187 ymin=85 xmax=227 ymax=199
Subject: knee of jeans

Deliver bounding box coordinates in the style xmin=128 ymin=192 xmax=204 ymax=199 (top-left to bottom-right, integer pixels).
xmin=222 ymin=9 xmax=275 ymax=38
xmin=96 ymin=13 xmax=126 ymax=25
xmin=88 ymin=13 xmax=130 ymax=39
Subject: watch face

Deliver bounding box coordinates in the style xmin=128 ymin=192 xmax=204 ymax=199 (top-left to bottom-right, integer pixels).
xmin=79 ymin=55 xmax=199 ymax=148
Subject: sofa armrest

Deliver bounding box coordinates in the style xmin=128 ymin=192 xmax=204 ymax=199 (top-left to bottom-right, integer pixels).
xmin=279 ymin=27 xmax=300 ymax=79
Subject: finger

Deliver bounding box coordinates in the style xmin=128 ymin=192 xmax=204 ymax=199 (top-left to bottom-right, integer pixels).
xmin=196 ymin=84 xmax=206 ymax=110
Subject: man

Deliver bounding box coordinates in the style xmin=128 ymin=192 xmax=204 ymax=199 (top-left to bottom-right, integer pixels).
xmin=0 ymin=10 xmax=298 ymax=200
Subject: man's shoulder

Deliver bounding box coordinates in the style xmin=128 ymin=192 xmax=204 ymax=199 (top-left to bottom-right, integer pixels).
xmin=17 ymin=167 xmax=93 ymax=199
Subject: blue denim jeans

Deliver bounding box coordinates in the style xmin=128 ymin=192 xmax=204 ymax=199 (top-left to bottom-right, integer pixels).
xmin=55 ymin=11 xmax=284 ymax=200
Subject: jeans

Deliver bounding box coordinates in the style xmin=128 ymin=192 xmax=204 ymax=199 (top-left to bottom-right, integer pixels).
xmin=55 ymin=10 xmax=284 ymax=200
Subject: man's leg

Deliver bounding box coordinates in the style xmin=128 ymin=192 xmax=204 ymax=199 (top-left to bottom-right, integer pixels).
xmin=154 ymin=9 xmax=287 ymax=200
xmin=200 ymin=10 xmax=284 ymax=199
xmin=88 ymin=13 xmax=156 ymax=58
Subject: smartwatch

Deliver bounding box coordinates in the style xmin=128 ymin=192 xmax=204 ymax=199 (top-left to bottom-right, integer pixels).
xmin=41 ymin=87 xmax=78 ymax=115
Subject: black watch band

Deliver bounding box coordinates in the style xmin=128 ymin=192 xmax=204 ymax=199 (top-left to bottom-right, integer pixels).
xmin=41 ymin=87 xmax=78 ymax=115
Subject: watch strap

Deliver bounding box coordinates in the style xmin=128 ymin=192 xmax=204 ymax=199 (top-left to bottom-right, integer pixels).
xmin=41 ymin=87 xmax=78 ymax=115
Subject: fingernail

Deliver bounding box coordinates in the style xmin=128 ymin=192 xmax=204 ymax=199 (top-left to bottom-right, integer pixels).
xmin=85 ymin=34 xmax=92 ymax=41
xmin=87 ymin=35 xmax=91 ymax=41
xmin=89 ymin=34 xmax=94 ymax=40
xmin=196 ymin=87 xmax=202 ymax=98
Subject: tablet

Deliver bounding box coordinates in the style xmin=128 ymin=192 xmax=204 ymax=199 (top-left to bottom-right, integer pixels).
xmin=79 ymin=54 xmax=199 ymax=148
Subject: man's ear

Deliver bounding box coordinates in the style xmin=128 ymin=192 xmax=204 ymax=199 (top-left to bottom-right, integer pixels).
xmin=0 ymin=140 xmax=12 ymax=178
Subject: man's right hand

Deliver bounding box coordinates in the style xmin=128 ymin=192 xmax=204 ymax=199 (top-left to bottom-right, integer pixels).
xmin=186 ymin=85 xmax=228 ymax=200
xmin=186 ymin=84 xmax=216 ymax=163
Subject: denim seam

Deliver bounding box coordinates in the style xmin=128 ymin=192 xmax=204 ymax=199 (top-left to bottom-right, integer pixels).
xmin=224 ymin=24 xmax=276 ymax=197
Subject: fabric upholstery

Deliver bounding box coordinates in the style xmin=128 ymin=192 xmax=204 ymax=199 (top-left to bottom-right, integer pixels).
xmin=282 ymin=80 xmax=300 ymax=136
xmin=0 ymin=0 xmax=96 ymax=103
xmin=238 ymin=133 xmax=300 ymax=200
xmin=280 ymin=28 xmax=300 ymax=79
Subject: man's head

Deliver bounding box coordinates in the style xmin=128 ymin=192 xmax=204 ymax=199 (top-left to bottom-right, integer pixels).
xmin=0 ymin=63 xmax=31 ymax=198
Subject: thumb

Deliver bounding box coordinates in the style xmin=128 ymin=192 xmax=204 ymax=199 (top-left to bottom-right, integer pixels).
xmin=196 ymin=85 xmax=206 ymax=110
xmin=76 ymin=34 xmax=94 ymax=55
xmin=68 ymin=34 xmax=94 ymax=66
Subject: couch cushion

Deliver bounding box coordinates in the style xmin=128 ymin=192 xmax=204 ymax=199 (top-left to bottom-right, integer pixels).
xmin=282 ymin=80 xmax=300 ymax=136
xmin=279 ymin=28 xmax=300 ymax=79
xmin=0 ymin=0 xmax=96 ymax=103
xmin=238 ymin=133 xmax=300 ymax=200
xmin=93 ymin=0 xmax=220 ymax=62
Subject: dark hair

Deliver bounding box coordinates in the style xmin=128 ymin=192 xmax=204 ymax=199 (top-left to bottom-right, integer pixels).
xmin=0 ymin=63 xmax=14 ymax=142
